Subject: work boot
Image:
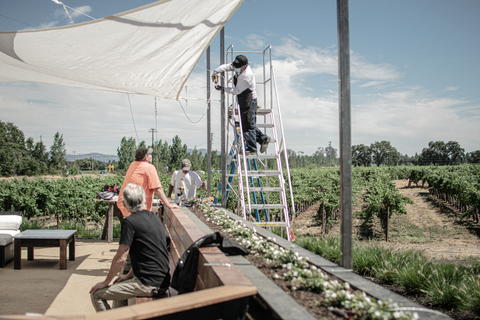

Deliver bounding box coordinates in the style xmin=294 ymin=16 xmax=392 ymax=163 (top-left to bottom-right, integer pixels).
xmin=260 ymin=137 xmax=271 ymax=153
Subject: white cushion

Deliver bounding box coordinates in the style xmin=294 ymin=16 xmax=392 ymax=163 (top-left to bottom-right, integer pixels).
xmin=0 ymin=215 xmax=22 ymax=230
xmin=0 ymin=230 xmax=21 ymax=237
xmin=0 ymin=234 xmax=13 ymax=246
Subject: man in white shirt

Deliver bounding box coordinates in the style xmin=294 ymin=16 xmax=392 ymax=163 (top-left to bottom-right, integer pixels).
xmin=213 ymin=55 xmax=270 ymax=155
xmin=168 ymin=159 xmax=205 ymax=205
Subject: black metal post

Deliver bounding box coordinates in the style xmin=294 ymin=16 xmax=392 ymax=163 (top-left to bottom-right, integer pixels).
xmin=337 ymin=0 xmax=352 ymax=270
xmin=220 ymin=27 xmax=227 ymax=208
xmin=207 ymin=46 xmax=212 ymax=197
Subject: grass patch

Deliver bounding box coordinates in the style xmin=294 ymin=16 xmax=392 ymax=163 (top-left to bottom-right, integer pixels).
xmin=296 ymin=234 xmax=480 ymax=313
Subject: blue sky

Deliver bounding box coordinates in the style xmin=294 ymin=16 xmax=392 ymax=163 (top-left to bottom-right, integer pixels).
xmin=1 ymin=0 xmax=479 ymax=157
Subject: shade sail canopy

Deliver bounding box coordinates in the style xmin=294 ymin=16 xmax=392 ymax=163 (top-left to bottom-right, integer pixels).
xmin=0 ymin=0 xmax=243 ymax=100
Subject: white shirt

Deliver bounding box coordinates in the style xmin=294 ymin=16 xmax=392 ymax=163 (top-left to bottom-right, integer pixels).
xmin=213 ymin=64 xmax=257 ymax=99
xmin=169 ymin=170 xmax=203 ymax=203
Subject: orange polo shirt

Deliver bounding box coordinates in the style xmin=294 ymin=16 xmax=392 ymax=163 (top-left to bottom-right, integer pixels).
xmin=117 ymin=161 xmax=162 ymax=217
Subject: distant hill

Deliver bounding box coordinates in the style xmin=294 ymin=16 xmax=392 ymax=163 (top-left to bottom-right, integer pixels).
xmin=66 ymin=149 xmax=217 ymax=163
xmin=66 ymin=153 xmax=119 ymax=162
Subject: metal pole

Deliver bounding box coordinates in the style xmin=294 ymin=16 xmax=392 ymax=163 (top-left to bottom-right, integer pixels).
xmin=207 ymin=46 xmax=212 ymax=197
xmin=220 ymin=27 xmax=227 ymax=208
xmin=337 ymin=0 xmax=352 ymax=270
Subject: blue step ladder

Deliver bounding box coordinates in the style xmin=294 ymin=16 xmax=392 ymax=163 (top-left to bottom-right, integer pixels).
xmin=214 ymin=134 xmax=269 ymax=223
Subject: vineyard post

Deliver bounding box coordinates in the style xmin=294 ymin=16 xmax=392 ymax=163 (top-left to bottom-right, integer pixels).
xmin=337 ymin=0 xmax=353 ymax=269
xmin=322 ymin=202 xmax=326 ymax=234
xmin=385 ymin=204 xmax=389 ymax=242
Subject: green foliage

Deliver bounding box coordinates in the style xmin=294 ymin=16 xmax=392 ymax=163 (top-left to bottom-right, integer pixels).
xmin=358 ymin=170 xmax=413 ymax=227
xmin=168 ymin=135 xmax=188 ymax=171
xmin=370 ymin=141 xmax=399 ymax=167
xmin=117 ymin=137 xmax=137 ymax=170
xmin=351 ymin=143 xmax=372 ymax=167
xmin=0 ymin=176 xmax=123 ymax=221
xmin=467 ymin=150 xmax=480 ymax=164
xmin=49 ymin=132 xmax=67 ymax=175
xmin=419 ymin=141 xmax=465 ymax=166
xmin=0 ymin=121 xmax=28 ymax=176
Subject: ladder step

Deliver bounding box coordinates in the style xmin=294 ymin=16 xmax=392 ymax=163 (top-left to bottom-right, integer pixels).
xmin=257 ymin=123 xmax=274 ymax=128
xmin=253 ymin=221 xmax=288 ymax=227
xmin=249 ymin=204 xmax=287 ymax=210
xmin=240 ymin=154 xmax=278 ymax=160
xmin=246 ymin=170 xmax=280 ymax=177
xmin=256 ymin=108 xmax=272 ymax=115
xmin=249 ymin=187 xmax=283 ymax=192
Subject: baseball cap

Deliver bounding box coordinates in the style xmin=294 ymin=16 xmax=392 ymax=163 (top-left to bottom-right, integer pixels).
xmin=135 ymin=147 xmax=153 ymax=161
xmin=181 ymin=159 xmax=192 ymax=171
xmin=232 ymin=55 xmax=248 ymax=68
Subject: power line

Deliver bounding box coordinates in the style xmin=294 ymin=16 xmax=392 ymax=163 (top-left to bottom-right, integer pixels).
xmin=0 ymin=14 xmax=36 ymax=28
xmin=127 ymin=94 xmax=139 ymax=143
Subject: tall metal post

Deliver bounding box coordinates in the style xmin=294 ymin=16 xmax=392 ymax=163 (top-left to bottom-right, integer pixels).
xmin=337 ymin=0 xmax=352 ymax=269
xmin=207 ymin=46 xmax=212 ymax=197
xmin=220 ymin=27 xmax=227 ymax=208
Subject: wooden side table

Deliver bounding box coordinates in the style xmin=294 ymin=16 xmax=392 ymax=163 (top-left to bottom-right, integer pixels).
xmin=14 ymin=230 xmax=76 ymax=270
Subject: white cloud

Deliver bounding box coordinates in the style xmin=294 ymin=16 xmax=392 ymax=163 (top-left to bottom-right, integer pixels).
xmin=444 ymin=86 xmax=460 ymax=92
xmin=242 ymin=34 xmax=266 ymax=50
xmin=274 ymin=36 xmax=402 ymax=83
xmin=360 ymin=81 xmax=386 ymax=88
xmin=71 ymin=6 xmax=92 ymax=18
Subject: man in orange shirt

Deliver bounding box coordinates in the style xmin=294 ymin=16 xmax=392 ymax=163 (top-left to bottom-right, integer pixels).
xmin=117 ymin=147 xmax=178 ymax=217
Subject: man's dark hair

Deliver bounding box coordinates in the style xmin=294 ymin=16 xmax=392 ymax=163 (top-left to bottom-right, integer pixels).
xmin=135 ymin=147 xmax=152 ymax=161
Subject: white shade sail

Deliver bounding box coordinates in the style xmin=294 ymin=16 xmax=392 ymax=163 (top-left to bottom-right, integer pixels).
xmin=0 ymin=0 xmax=243 ymax=100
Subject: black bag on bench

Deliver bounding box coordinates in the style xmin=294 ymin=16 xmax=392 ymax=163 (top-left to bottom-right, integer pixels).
xmin=171 ymin=232 xmax=249 ymax=294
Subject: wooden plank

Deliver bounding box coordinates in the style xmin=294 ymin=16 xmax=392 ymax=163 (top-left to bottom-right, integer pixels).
xmin=69 ymin=235 xmax=75 ymax=261
xmin=86 ymin=285 xmax=257 ymax=320
xmin=14 ymin=238 xmax=21 ymax=269
xmin=60 ymin=239 xmax=67 ymax=270
xmin=199 ymin=248 xmax=254 ymax=287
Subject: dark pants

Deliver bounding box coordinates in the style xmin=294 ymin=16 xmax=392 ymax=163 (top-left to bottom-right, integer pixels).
xmin=238 ymin=94 xmax=257 ymax=152
xmin=251 ymin=98 xmax=268 ymax=145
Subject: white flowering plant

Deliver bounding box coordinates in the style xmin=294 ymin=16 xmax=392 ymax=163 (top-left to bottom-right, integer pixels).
xmin=191 ymin=199 xmax=418 ymax=320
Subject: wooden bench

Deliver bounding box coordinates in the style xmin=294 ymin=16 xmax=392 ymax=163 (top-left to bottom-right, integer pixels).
xmin=107 ymin=203 xmax=257 ymax=319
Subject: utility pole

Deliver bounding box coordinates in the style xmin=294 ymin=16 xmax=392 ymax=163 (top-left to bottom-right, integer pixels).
xmin=148 ymin=128 xmax=157 ymax=166
xmin=386 ymin=150 xmax=394 ymax=167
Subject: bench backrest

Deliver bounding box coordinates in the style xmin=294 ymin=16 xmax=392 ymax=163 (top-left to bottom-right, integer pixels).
xmin=162 ymin=205 xmax=254 ymax=290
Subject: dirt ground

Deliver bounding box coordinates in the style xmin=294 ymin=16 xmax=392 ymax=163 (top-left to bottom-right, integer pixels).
xmin=292 ymin=179 xmax=480 ymax=262
xmin=188 ymin=179 xmax=480 ymax=320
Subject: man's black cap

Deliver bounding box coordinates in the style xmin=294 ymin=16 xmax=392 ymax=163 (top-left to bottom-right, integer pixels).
xmin=232 ymin=55 xmax=248 ymax=68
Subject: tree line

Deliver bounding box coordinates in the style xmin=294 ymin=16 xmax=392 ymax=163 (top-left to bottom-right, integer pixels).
xmin=0 ymin=121 xmax=66 ymax=176
xmin=116 ymin=135 xmax=222 ymax=173
xmin=351 ymin=140 xmax=480 ymax=167
xmin=2 ymin=120 xmax=479 ymax=177
xmin=287 ymin=140 xmax=480 ymax=168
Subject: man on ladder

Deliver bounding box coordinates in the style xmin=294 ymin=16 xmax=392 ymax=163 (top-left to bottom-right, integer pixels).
xmin=213 ymin=55 xmax=270 ymax=155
